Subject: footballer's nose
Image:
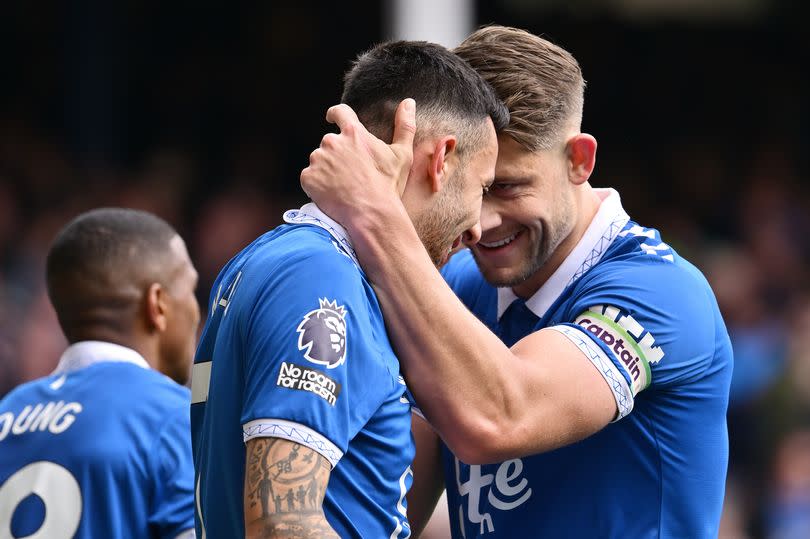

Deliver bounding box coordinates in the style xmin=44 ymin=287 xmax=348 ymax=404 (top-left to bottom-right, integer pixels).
xmin=462 ymin=221 xmax=482 ymax=247
xmin=479 ymin=200 xmax=502 ymax=235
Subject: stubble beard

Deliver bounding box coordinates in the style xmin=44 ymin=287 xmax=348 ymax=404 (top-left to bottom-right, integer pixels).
xmin=413 ymin=200 xmax=459 ymax=268
xmin=474 ymin=204 xmax=574 ymax=289
xmin=472 ymin=231 xmax=552 ymax=288
xmin=413 ymin=172 xmax=466 ymax=268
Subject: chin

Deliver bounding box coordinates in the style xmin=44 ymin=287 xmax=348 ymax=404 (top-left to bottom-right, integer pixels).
xmin=472 ymin=258 xmax=528 ymax=288
xmin=176 ymin=374 xmax=191 ymax=386
xmin=481 ymin=269 xmax=522 ymax=288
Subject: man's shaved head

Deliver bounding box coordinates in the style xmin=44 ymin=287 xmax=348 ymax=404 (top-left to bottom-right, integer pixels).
xmin=46 ymin=208 xmax=181 ymax=343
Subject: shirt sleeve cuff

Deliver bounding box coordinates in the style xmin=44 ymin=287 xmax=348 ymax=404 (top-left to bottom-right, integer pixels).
xmin=548 ymin=325 xmax=634 ymax=421
xmin=243 ymin=418 xmax=344 ymax=467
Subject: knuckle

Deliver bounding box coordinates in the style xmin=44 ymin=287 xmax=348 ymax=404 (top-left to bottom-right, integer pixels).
xmin=320 ymin=133 xmax=337 ymax=148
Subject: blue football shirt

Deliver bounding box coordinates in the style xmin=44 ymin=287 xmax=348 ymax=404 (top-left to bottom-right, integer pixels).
xmin=0 ymin=341 xmax=196 ymax=539
xmin=440 ymin=189 xmax=733 ymax=538
xmin=191 ymin=203 xmax=415 ymax=538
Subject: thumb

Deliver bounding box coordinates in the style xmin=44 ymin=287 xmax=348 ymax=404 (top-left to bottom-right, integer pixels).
xmin=326 ymin=103 xmax=361 ymax=133
xmin=391 ymin=98 xmax=416 ymax=151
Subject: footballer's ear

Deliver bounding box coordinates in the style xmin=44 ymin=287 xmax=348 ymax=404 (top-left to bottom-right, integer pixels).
xmin=566 ymin=133 xmax=597 ymax=185
xmin=144 ymin=283 xmax=168 ymax=333
xmin=427 ymin=136 xmax=457 ymax=193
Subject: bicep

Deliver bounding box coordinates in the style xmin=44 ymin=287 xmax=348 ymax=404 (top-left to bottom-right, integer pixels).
xmin=243 ymin=437 xmax=338 ymax=538
xmin=509 ymin=327 xmax=617 ymax=452
xmin=407 ymin=415 xmax=445 ymax=537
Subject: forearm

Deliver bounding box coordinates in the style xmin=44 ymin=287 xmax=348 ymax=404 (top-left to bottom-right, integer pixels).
xmin=244 ymin=438 xmax=338 ymax=539
xmin=245 ymin=514 xmax=339 ymax=539
xmin=348 ymin=205 xmax=531 ymax=462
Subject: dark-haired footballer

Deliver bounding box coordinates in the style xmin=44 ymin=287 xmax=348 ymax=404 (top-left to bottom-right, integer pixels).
xmin=0 ymin=208 xmax=199 ymax=538
xmin=189 ymin=39 xmax=507 ymax=538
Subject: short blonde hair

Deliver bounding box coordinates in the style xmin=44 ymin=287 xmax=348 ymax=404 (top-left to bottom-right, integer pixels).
xmin=455 ymin=25 xmax=585 ymax=151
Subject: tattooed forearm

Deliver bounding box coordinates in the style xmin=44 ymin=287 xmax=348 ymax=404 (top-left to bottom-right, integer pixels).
xmin=251 ymin=513 xmax=340 ymax=539
xmin=244 ymin=438 xmax=338 ymax=538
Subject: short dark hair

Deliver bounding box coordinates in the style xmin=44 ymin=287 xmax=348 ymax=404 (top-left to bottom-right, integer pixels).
xmin=46 ymin=208 xmax=179 ymax=341
xmin=341 ymin=40 xmax=509 ymax=156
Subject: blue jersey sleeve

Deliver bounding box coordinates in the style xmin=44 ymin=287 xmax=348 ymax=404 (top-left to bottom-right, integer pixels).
xmin=149 ymin=398 xmax=196 ymax=538
xmin=239 ymin=247 xmax=395 ymax=466
xmin=552 ymin=257 xmax=720 ymax=418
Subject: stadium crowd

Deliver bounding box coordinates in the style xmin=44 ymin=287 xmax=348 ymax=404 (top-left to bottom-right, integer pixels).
xmin=0 ymin=5 xmax=807 ymax=538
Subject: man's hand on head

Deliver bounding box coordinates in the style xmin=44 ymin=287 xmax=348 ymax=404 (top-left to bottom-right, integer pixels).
xmin=300 ymin=98 xmax=416 ymax=228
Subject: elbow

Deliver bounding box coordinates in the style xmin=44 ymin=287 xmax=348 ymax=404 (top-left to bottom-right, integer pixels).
xmin=441 ymin=416 xmax=522 ymax=465
xmin=426 ymin=387 xmax=541 ymax=464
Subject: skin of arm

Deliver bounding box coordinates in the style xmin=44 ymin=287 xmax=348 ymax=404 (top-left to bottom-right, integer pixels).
xmin=301 ymin=102 xmax=616 ymax=464
xmin=407 ymin=415 xmax=446 ymax=537
xmin=244 ymin=437 xmax=339 ymax=539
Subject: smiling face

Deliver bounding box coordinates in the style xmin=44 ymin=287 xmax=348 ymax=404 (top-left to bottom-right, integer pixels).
xmin=469 ymin=134 xmax=578 ymax=290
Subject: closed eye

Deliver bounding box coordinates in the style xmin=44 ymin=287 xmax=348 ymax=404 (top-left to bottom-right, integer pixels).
xmin=488 ymin=183 xmax=518 ymax=195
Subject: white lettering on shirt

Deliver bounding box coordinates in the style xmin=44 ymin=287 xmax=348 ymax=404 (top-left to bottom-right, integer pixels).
xmin=0 ymin=401 xmax=82 ymax=440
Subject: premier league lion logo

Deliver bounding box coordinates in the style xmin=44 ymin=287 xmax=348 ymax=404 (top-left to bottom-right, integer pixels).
xmin=296 ymin=298 xmax=348 ymax=368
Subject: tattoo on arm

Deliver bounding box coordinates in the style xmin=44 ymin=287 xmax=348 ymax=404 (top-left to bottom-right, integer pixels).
xmin=244 ymin=437 xmax=338 ymax=538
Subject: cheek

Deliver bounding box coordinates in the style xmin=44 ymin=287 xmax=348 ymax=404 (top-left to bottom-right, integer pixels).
xmin=191 ymin=299 xmax=201 ymax=328
xmin=178 ymin=297 xmax=201 ymax=344
xmin=460 ymin=192 xmax=482 ymax=224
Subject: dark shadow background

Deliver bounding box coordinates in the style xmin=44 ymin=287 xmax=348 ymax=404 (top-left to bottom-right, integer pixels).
xmin=1 ymin=1 xmax=808 ymax=537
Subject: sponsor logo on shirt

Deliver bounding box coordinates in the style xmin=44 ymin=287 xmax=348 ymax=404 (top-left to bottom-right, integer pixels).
xmin=297 ymin=298 xmax=348 ymax=369
xmin=455 ymin=458 xmax=532 ymax=534
xmin=575 ymin=305 xmax=664 ymax=395
xmin=276 ymin=362 xmax=342 ymax=406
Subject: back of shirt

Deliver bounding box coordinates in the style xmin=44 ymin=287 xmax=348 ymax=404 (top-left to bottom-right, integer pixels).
xmin=0 ymin=361 xmax=195 ymax=539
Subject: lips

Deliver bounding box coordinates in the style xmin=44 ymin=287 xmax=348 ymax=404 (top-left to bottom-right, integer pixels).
xmin=479 ymin=231 xmax=519 ymax=249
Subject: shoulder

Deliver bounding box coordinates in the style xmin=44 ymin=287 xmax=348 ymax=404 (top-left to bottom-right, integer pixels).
xmin=225 ymin=225 xmax=368 ymax=322
xmin=0 ymin=378 xmax=48 ymax=409
xmin=148 ymin=374 xmax=191 ymax=407
xmin=583 ymin=222 xmax=716 ymax=315
xmin=566 ymin=226 xmax=727 ymax=384
xmin=115 ymin=367 xmax=191 ymax=418
xmin=247 ymin=225 xmax=364 ymax=288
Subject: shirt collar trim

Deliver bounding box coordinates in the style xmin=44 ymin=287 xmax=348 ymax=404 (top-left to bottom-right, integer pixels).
xmin=283 ymin=203 xmax=359 ymax=265
xmin=52 ymin=341 xmax=151 ymax=375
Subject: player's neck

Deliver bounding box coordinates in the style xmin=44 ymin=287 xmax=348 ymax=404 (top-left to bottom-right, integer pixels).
xmin=69 ymin=327 xmax=155 ymax=369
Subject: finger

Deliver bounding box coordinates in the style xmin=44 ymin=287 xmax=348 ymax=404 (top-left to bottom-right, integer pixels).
xmin=299 ymin=167 xmax=313 ymax=199
xmin=391 ymin=98 xmax=416 ymax=150
xmin=325 ymin=103 xmax=361 ymax=133
xmin=319 ymin=132 xmax=339 ymax=149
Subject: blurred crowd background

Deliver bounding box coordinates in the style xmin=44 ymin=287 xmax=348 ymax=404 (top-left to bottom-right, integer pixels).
xmin=0 ymin=1 xmax=807 ymax=537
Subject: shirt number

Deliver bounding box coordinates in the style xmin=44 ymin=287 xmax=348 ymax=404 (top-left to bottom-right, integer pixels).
xmin=0 ymin=461 xmax=82 ymax=538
